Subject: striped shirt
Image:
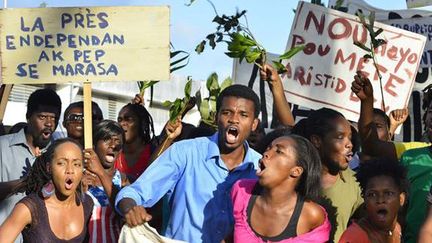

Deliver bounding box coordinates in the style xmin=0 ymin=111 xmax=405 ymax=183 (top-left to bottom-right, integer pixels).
xmin=87 ymin=170 xmax=122 ymax=243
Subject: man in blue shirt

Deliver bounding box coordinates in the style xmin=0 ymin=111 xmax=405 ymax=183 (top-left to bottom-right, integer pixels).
xmin=115 ymin=84 xmax=261 ymax=242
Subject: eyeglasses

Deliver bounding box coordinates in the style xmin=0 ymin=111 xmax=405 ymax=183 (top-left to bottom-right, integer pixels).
xmin=66 ymin=113 xmax=84 ymax=123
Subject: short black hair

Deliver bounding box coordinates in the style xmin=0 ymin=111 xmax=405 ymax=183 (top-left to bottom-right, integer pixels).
xmin=255 ymin=127 xmax=291 ymax=154
xmin=293 ymin=107 xmax=345 ymax=139
xmin=216 ymin=84 xmax=260 ymax=118
xmin=93 ymin=120 xmax=124 ymax=146
xmin=26 ymin=89 xmax=62 ymax=122
xmin=373 ymin=108 xmax=390 ymax=128
xmin=63 ymin=101 xmax=103 ymax=123
xmin=356 ymin=158 xmax=409 ymax=196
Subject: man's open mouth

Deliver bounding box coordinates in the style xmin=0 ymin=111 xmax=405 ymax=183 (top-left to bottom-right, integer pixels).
xmin=226 ymin=127 xmax=239 ymax=144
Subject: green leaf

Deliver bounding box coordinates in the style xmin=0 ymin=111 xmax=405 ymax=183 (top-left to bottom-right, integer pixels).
xmin=279 ymin=45 xmax=305 ymax=60
xmin=335 ymin=0 xmax=345 ymax=9
xmin=272 ymin=61 xmax=287 ymax=74
xmin=374 ymin=28 xmax=383 ymax=37
xmin=357 ymin=11 xmax=366 ymax=25
xmin=363 ymin=54 xmax=372 ymax=59
xmin=195 ymin=90 xmax=202 ymax=107
xmin=220 ymin=77 xmax=232 ymax=91
xmin=207 ymin=34 xmax=216 ymax=49
xmin=353 ymin=41 xmax=371 ymax=52
xmin=138 ymin=80 xmax=159 ymax=92
xmin=230 ymin=32 xmax=255 ymax=47
xmin=199 ymin=99 xmax=211 ymax=121
xmin=184 ymin=78 xmax=192 ymax=98
xmin=162 ymin=100 xmax=172 ymax=107
xmin=372 ymin=38 xmax=387 ymax=49
xmin=195 ymin=40 xmax=206 ymax=54
xmin=185 ymin=0 xmax=196 ymax=6
xmin=225 ymin=51 xmax=242 ymax=58
xmin=170 ymin=54 xmax=190 ymax=70
xmin=216 ymin=32 xmax=223 ymax=42
xmin=206 ymin=72 xmax=219 ymax=91
xmin=213 ymin=15 xmax=224 ymax=25
xmin=368 ymin=11 xmax=375 ymax=28
xmin=170 ymin=50 xmax=188 ymax=59
xmin=245 ymin=49 xmax=262 ymax=63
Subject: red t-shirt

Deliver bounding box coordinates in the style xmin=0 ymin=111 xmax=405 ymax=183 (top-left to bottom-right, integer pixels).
xmin=339 ymin=222 xmax=370 ymax=243
xmin=114 ymin=144 xmax=152 ymax=182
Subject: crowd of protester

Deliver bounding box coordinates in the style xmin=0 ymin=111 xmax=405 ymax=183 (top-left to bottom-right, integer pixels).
xmin=0 ymin=63 xmax=432 ymax=243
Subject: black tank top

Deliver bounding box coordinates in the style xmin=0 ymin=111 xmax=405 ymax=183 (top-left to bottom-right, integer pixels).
xmin=246 ymin=188 xmax=305 ymax=241
xmin=20 ymin=192 xmax=94 ymax=243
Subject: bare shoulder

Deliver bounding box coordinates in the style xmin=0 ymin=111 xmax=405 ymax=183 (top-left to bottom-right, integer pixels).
xmin=302 ymin=201 xmax=325 ymax=228
xmin=0 ymin=202 xmax=32 ymax=242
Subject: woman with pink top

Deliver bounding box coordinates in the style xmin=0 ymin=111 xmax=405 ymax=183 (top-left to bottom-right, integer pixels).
xmin=231 ymin=135 xmax=331 ymax=242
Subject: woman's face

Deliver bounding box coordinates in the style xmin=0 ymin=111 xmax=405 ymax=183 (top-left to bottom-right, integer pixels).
xmin=50 ymin=141 xmax=83 ymax=198
xmin=256 ymin=136 xmax=302 ymax=188
xmin=95 ymin=134 xmax=123 ymax=169
xmin=318 ymin=116 xmax=353 ymax=172
xmin=117 ymin=107 xmax=140 ymax=143
xmin=365 ymin=175 xmax=405 ymax=231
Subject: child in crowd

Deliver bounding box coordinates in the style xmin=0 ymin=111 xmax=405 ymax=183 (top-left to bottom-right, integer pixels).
xmin=82 ymin=120 xmax=129 ymax=243
xmin=339 ymin=158 xmax=408 ymax=243
xmin=0 ymin=138 xmax=93 ymax=242
xmin=231 ymin=135 xmax=330 ymax=242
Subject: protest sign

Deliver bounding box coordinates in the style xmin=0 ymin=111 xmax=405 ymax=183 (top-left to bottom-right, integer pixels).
xmin=329 ymin=0 xmax=432 ymax=69
xmin=328 ymin=0 xmax=432 ymax=20
xmin=326 ymin=0 xmax=432 ymax=140
xmin=281 ymin=1 xmax=425 ymax=122
xmin=406 ymin=0 xmax=432 ymax=8
xmin=0 ymin=6 xmax=170 ymax=84
xmin=382 ymin=17 xmax=432 ymax=68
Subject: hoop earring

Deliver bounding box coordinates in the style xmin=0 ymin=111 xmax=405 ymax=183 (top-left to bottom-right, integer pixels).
xmin=41 ymin=180 xmax=55 ymax=198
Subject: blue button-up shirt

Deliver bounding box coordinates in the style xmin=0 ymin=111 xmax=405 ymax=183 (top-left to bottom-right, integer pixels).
xmin=115 ymin=133 xmax=260 ymax=242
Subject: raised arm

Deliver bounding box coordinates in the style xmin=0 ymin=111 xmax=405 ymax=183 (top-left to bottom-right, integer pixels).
xmin=260 ymin=63 xmax=295 ymax=127
xmin=352 ymin=71 xmax=397 ymax=160
xmin=148 ymin=116 xmax=182 ymax=164
xmin=388 ymin=108 xmax=409 ymax=140
xmin=84 ymin=148 xmax=120 ymax=207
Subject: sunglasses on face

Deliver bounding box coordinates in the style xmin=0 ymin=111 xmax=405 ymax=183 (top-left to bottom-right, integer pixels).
xmin=66 ymin=113 xmax=84 ymax=123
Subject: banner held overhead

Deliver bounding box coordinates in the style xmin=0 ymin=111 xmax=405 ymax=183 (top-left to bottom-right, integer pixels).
xmin=0 ymin=6 xmax=170 ymax=84
xmin=282 ymin=1 xmax=426 ymax=122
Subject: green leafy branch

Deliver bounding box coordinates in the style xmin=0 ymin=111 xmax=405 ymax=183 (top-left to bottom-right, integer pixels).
xmin=137 ymin=49 xmax=190 ymax=102
xmin=195 ymin=9 xmax=304 ymax=74
xmin=162 ymin=77 xmax=194 ymax=123
xmin=195 ymin=73 xmax=232 ymax=128
xmin=354 ymin=11 xmax=387 ymax=110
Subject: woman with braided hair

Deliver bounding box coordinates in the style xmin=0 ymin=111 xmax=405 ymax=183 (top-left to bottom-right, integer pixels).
xmin=115 ymin=104 xmax=156 ymax=182
xmin=0 ymin=138 xmax=94 ymax=243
